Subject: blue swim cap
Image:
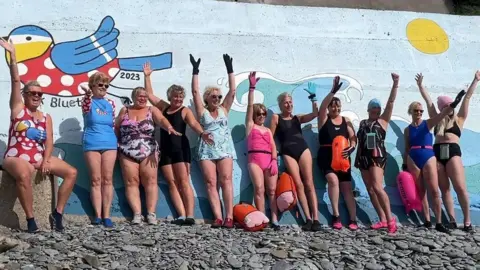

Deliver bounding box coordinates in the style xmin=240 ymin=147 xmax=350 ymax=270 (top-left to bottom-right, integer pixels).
xmin=368 ymin=98 xmax=382 ymax=110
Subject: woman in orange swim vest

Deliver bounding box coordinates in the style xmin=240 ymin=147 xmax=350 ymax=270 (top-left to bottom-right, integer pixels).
xmin=317 ymin=76 xmax=358 ymax=230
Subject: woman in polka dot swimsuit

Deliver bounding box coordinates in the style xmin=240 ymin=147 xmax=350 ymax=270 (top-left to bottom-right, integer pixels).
xmin=80 ymin=72 xmax=118 ymax=228
xmin=1 ymin=38 xmax=78 ymax=233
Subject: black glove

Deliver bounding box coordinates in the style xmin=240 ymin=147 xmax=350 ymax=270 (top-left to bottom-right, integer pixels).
xmin=331 ymin=76 xmax=343 ymax=94
xmin=450 ymin=90 xmax=466 ymax=109
xmin=402 ymin=164 xmax=408 ymax=171
xmin=189 ymin=54 xmax=201 ymax=75
xmin=342 ymin=146 xmax=355 ymax=158
xmin=223 ymin=54 xmax=234 ymax=74
xmin=120 ymin=96 xmax=132 ymax=106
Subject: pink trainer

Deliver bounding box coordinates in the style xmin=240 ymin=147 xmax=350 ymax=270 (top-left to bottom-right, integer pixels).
xmin=370 ymin=221 xmax=387 ymax=230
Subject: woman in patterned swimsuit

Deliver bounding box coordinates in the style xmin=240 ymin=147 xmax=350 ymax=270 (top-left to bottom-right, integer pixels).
xmin=116 ymin=87 xmax=181 ymax=225
xmin=1 ymin=38 xmax=78 ymax=233
xmin=190 ymin=54 xmax=237 ymax=228
xmin=354 ymin=73 xmax=399 ymax=233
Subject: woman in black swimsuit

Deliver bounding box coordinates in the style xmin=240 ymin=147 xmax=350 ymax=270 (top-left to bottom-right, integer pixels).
xmin=417 ymin=71 xmax=479 ymax=232
xmin=143 ymin=62 xmax=212 ymax=226
xmin=354 ymin=73 xmax=399 ymax=233
xmin=318 ymin=76 xmax=358 ymax=230
xmin=269 ymin=91 xmax=321 ymax=231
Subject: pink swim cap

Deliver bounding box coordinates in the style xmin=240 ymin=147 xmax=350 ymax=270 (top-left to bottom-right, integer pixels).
xmin=437 ymin=95 xmax=453 ymax=110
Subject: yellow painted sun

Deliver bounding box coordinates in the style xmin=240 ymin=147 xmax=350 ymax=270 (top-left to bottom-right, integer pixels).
xmin=406 ymin=18 xmax=449 ymax=54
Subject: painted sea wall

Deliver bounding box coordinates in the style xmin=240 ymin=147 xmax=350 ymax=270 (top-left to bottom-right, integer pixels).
xmin=1 ymin=0 xmax=480 ymax=225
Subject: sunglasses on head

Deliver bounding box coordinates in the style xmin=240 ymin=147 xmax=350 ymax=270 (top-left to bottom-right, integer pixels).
xmin=414 ymin=109 xmax=424 ymax=113
xmin=211 ymin=94 xmax=222 ymax=100
xmin=25 ymin=91 xmax=43 ymax=97
xmin=98 ymin=83 xmax=109 ymax=89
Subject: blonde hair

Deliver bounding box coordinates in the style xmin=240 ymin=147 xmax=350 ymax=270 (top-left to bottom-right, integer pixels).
xmin=435 ymin=114 xmax=456 ymax=136
xmin=131 ymin=87 xmax=146 ymax=101
xmin=203 ymin=86 xmax=221 ymax=106
xmin=407 ymin=101 xmax=422 ymax=115
xmin=22 ymin=80 xmax=41 ymax=93
xmin=277 ymin=92 xmax=292 ymax=108
xmin=167 ymin=84 xmax=185 ymax=101
xmin=253 ymin=103 xmax=267 ymax=120
xmin=88 ymin=72 xmax=109 ymax=89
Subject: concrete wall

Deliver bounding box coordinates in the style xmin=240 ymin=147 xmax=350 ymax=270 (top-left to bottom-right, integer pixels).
xmin=1 ymin=0 xmax=479 ymax=225
xmin=218 ymin=0 xmax=454 ymax=14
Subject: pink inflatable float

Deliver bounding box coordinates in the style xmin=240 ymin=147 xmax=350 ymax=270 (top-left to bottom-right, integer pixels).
xmin=396 ymin=171 xmax=422 ymax=214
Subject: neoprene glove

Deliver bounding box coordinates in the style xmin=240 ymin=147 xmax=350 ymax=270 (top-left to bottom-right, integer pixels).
xmin=26 ymin=128 xmax=46 ymax=143
xmin=223 ymin=54 xmax=234 ymax=74
xmin=342 ymin=146 xmax=355 ymax=158
xmin=450 ymin=90 xmax=466 ymax=109
xmin=331 ymin=76 xmax=343 ymax=94
xmin=304 ymin=82 xmax=317 ymax=101
xmin=190 ymin=54 xmax=201 ymax=75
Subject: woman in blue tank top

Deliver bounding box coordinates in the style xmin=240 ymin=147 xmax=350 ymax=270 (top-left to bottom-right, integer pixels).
xmin=81 ymin=72 xmax=118 ymax=228
xmin=402 ymin=89 xmax=465 ymax=233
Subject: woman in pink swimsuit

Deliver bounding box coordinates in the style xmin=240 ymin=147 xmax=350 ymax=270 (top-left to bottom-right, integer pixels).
xmin=245 ymin=72 xmax=279 ymax=229
xmin=1 ymin=38 xmax=78 ymax=233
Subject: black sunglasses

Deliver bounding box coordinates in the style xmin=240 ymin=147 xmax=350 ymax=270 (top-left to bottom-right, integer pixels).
xmin=211 ymin=94 xmax=222 ymax=100
xmin=25 ymin=91 xmax=43 ymax=97
xmin=98 ymin=83 xmax=109 ymax=89
xmin=414 ymin=109 xmax=424 ymax=113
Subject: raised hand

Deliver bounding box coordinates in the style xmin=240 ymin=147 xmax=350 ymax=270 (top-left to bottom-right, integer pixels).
xmin=223 ymin=54 xmax=234 ymax=74
xmin=189 ymin=54 xmax=201 ymax=75
xmin=120 ymin=96 xmax=132 ymax=106
xmin=331 ymin=76 xmax=343 ymax=94
xmin=249 ymin=72 xmax=260 ymax=90
xmin=475 ymin=70 xmax=480 ymax=81
xmin=0 ymin=37 xmax=15 ymax=54
xmin=80 ymin=85 xmax=92 ymax=95
xmin=201 ymin=132 xmax=214 ymax=145
xmin=391 ymin=73 xmax=399 ymax=82
xmin=449 ymin=89 xmax=466 ymax=109
xmin=415 ymin=73 xmax=423 ymax=87
xmin=168 ymin=126 xmax=182 ymax=136
xmin=143 ymin=62 xmax=152 ymax=77
xmin=304 ymin=82 xmax=317 ymax=101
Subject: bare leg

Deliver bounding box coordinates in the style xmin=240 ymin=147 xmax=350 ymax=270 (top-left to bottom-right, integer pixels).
xmin=422 ymin=157 xmax=444 ymax=228
xmin=139 ymin=154 xmax=159 ymax=214
xmin=326 ymin=173 xmax=340 ymax=217
xmin=46 ymin=157 xmax=77 ymax=213
xmin=248 ymin=163 xmax=266 ymax=213
xmin=264 ymin=168 xmax=278 ymax=223
xmin=119 ymin=154 xmax=141 ymax=215
xmin=84 ymin=151 xmax=102 ymax=219
xmin=446 ymin=157 xmax=471 ymax=225
xmin=370 ymin=166 xmax=393 ymax=222
xmin=437 ymin=162 xmax=455 ymax=222
xmin=361 ymin=169 xmax=386 ymax=223
xmin=217 ymin=158 xmax=234 ymax=219
xmin=161 ymin=164 xmax=186 ymax=217
xmin=2 ymin=157 xmax=35 ymax=218
xmin=339 ymin=181 xmax=357 ymax=222
xmin=283 ymin=155 xmax=312 ymax=220
xmin=407 ymin=156 xmax=430 ymax=224
xmin=200 ymin=160 xmax=222 ymax=220
xmin=100 ymin=150 xmax=117 ymax=219
xmin=173 ymin=162 xmax=195 ymax=217
xmin=298 ymin=150 xmax=319 ymax=221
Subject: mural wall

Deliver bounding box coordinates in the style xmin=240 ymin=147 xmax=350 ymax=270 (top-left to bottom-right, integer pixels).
xmin=1 ymin=0 xmax=480 ymax=225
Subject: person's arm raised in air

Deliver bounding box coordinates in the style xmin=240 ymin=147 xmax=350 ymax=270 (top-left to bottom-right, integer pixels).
xmin=416 ymin=73 xmax=437 ymax=118
xmin=190 ymin=54 xmax=204 ymax=119
xmin=221 ymin=54 xmax=236 ymax=114
xmin=379 ymin=73 xmax=399 ymax=124
xmin=143 ymin=62 xmax=169 ymax=111
xmin=245 ymin=72 xmax=260 ymax=135
xmin=318 ymin=76 xmax=343 ymax=129
xmin=0 ymin=38 xmax=23 ymax=116
xmin=298 ymin=82 xmax=319 ymax=124
xmin=426 ymin=90 xmax=466 ymax=130
xmin=457 ymin=70 xmax=480 ymax=126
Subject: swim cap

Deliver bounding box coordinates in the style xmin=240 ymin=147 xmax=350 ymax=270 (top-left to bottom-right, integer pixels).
xmin=368 ymin=98 xmax=382 ymax=110
xmin=437 ymin=95 xmax=453 ymax=110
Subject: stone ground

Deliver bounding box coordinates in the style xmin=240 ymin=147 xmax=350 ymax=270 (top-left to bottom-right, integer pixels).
xmin=0 ymin=221 xmax=479 ymax=270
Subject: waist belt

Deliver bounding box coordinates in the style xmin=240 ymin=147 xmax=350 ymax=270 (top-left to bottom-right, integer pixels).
xmin=248 ymin=150 xmax=272 ymax=154
xmin=319 ymin=144 xmax=332 ymax=147
xmin=410 ymin=145 xmax=433 ymax=149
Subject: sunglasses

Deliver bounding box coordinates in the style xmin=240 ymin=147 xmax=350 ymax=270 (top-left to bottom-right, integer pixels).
xmin=98 ymin=83 xmax=109 ymax=89
xmin=414 ymin=109 xmax=424 ymax=113
xmin=211 ymin=95 xmax=222 ymax=100
xmin=25 ymin=91 xmax=43 ymax=97
xmin=257 ymin=112 xmax=267 ymax=117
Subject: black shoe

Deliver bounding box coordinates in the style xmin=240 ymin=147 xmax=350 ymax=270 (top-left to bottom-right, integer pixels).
xmin=311 ymin=220 xmax=322 ymax=232
xmin=183 ymin=218 xmax=195 ymax=226
xmin=26 ymin=218 xmax=39 ymax=234
xmin=424 ymin=221 xmax=432 ymax=228
xmin=463 ymin=224 xmax=473 ymax=232
xmin=171 ymin=218 xmax=185 ymax=225
xmin=302 ymin=219 xmax=313 ymax=231
xmin=271 ymin=223 xmax=281 ymax=231
xmin=449 ymin=221 xmax=458 ymax=229
xmin=49 ymin=212 xmax=64 ymax=232
xmin=435 ymin=223 xmax=450 ymax=234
